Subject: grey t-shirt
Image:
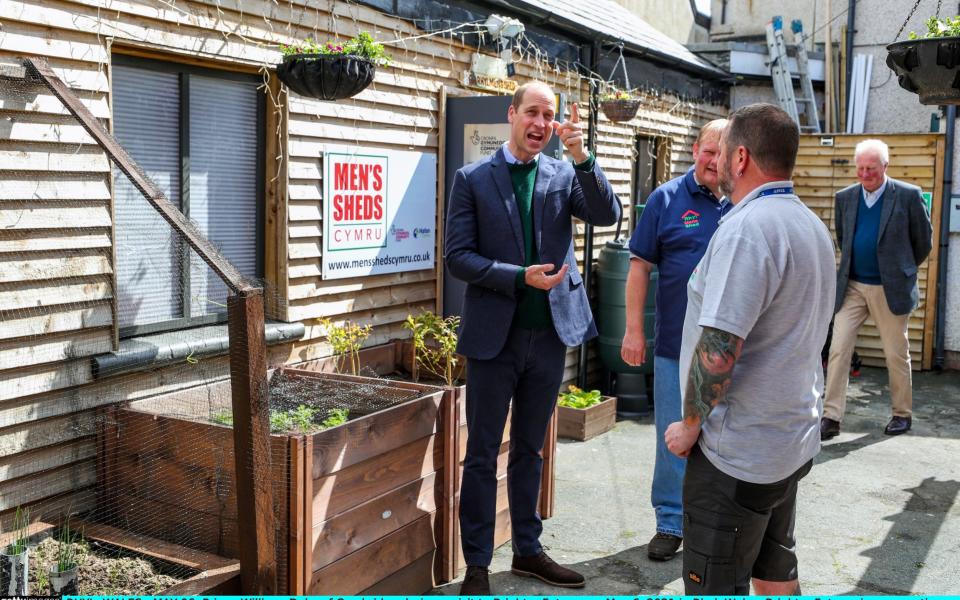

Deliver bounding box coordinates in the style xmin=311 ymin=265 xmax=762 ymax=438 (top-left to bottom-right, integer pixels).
xmin=679 ymin=181 xmax=836 ymax=484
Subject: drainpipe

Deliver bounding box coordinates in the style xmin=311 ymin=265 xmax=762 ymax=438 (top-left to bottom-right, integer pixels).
xmin=577 ymin=40 xmax=601 ymax=388
xmin=845 ymin=0 xmax=856 ymax=108
xmin=934 ymin=105 xmax=955 ymax=370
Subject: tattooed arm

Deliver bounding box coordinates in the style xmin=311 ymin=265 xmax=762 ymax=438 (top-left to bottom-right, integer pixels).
xmin=665 ymin=326 xmax=744 ymax=457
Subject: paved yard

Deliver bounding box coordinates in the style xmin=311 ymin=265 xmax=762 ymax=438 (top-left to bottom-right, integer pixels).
xmin=434 ymin=367 xmax=960 ymax=595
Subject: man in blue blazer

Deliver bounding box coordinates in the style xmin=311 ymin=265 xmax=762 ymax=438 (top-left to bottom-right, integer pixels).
xmin=445 ymin=81 xmax=621 ymax=595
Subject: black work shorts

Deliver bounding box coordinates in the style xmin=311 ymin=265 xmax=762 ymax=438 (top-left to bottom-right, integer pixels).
xmin=682 ymin=443 xmax=813 ymax=594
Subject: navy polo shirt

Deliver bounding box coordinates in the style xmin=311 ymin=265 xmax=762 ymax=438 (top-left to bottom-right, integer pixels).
xmin=628 ymin=168 xmax=730 ymax=359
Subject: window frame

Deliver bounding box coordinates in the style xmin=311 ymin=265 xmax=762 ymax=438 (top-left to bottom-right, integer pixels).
xmin=111 ymin=54 xmax=266 ymax=338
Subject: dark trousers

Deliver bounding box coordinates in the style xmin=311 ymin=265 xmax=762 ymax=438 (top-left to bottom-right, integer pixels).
xmin=682 ymin=444 xmax=812 ymax=594
xmin=459 ymin=325 xmax=567 ymax=567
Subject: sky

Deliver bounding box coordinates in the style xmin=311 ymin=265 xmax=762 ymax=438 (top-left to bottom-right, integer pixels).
xmin=694 ymin=0 xmax=711 ymax=17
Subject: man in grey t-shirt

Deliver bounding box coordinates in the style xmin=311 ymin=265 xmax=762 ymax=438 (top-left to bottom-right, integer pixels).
xmin=664 ymin=104 xmax=835 ymax=595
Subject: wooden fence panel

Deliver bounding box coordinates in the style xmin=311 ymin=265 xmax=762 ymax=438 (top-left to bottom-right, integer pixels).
xmin=795 ymin=133 xmax=943 ymax=370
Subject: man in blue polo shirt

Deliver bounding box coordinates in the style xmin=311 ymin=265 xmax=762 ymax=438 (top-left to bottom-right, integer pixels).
xmin=621 ymin=119 xmax=729 ymax=561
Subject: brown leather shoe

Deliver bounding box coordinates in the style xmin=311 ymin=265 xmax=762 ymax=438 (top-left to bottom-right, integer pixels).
xmin=647 ymin=532 xmax=682 ymax=561
xmin=884 ymin=416 xmax=912 ymax=436
xmin=820 ymin=417 xmax=840 ymax=440
xmin=511 ymin=551 xmax=585 ymax=588
xmin=459 ymin=565 xmax=490 ymax=595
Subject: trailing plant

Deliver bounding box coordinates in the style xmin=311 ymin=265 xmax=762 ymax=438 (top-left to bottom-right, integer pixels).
xmin=320 ymin=408 xmax=350 ymax=430
xmin=557 ymin=385 xmax=603 ymax=409
xmin=406 ymin=311 xmax=461 ymax=387
xmin=4 ymin=505 xmax=30 ymax=554
xmin=321 ymin=319 xmax=373 ymax=376
xmin=908 ymin=16 xmax=960 ymax=39
xmin=279 ymin=31 xmax=390 ymax=65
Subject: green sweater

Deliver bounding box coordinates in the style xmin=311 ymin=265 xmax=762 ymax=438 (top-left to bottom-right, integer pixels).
xmin=508 ymin=152 xmax=596 ymax=330
xmin=508 ymin=160 xmax=552 ymax=329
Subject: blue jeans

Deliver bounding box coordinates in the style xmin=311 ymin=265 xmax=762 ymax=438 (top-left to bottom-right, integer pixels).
xmin=652 ymin=355 xmax=685 ymax=537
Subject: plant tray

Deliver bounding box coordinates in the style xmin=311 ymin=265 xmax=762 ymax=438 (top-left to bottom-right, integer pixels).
xmin=557 ymin=395 xmax=617 ymax=441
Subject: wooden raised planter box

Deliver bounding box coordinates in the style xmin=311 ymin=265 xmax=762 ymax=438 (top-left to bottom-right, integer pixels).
xmin=296 ymin=340 xmax=557 ymax=577
xmin=1 ymin=520 xmax=242 ymax=596
xmin=557 ymin=396 xmax=617 ymax=441
xmin=98 ymin=367 xmax=452 ymax=595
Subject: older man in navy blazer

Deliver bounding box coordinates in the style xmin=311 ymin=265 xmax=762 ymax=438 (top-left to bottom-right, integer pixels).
xmin=445 ymin=81 xmax=620 ymax=595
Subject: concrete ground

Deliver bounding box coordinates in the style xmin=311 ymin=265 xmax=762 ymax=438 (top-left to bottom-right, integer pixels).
xmin=433 ymin=366 xmax=960 ymax=595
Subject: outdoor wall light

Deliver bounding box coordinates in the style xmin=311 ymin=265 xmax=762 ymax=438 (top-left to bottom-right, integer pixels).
xmin=484 ymin=14 xmax=525 ymax=40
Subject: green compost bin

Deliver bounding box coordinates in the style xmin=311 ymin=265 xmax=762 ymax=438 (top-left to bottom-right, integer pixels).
xmin=596 ymin=236 xmax=657 ymax=417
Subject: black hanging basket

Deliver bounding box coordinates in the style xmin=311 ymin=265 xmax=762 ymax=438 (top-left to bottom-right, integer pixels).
xmin=599 ymin=98 xmax=641 ymax=123
xmin=276 ymin=54 xmax=376 ymax=101
xmin=887 ymin=36 xmax=960 ymax=105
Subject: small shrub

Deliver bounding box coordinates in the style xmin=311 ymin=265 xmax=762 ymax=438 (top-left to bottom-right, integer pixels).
xmin=321 ymin=319 xmax=373 ymax=376
xmin=405 ymin=311 xmax=460 ymax=387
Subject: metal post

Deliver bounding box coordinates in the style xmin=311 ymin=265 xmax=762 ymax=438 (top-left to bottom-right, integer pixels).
xmin=577 ymin=41 xmax=601 ymax=388
xmin=935 ymin=106 xmax=955 ymax=369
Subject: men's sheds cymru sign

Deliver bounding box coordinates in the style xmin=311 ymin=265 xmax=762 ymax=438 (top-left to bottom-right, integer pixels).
xmin=322 ymin=146 xmax=437 ymax=280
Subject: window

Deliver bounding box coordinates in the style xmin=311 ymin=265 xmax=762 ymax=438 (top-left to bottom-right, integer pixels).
xmin=111 ymin=55 xmax=264 ymax=336
xmin=631 ymin=135 xmax=665 ymax=231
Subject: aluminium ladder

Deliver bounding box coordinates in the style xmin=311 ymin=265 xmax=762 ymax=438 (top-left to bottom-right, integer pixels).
xmin=765 ymin=16 xmax=821 ymax=133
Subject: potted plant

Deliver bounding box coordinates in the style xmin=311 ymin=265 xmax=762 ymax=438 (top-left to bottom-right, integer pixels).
xmin=599 ymin=87 xmax=642 ymax=122
xmin=48 ymin=517 xmax=78 ymax=596
xmin=277 ymin=31 xmax=389 ymax=100
xmin=887 ymin=16 xmax=960 ymax=104
xmin=556 ymin=385 xmax=617 ymax=441
xmin=1 ymin=506 xmax=30 ymax=595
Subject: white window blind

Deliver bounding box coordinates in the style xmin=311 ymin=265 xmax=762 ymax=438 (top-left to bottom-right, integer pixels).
xmin=112 ymin=65 xmax=182 ymax=330
xmin=112 ymin=61 xmax=260 ymax=334
xmin=188 ymin=74 xmax=259 ymax=318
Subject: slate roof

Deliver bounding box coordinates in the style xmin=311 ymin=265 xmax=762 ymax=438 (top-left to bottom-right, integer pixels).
xmin=508 ymin=0 xmax=726 ymax=76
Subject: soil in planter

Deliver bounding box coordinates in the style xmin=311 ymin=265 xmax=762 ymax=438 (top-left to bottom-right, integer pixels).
xmin=28 ymin=537 xmax=187 ymax=596
xmin=208 ymin=371 xmax=423 ymax=433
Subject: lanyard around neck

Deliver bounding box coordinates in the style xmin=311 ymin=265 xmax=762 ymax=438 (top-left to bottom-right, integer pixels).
xmin=755 ymin=186 xmax=794 ymax=198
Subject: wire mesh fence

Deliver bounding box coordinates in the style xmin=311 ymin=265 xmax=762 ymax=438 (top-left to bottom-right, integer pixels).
xmin=0 ymin=58 xmax=440 ymax=595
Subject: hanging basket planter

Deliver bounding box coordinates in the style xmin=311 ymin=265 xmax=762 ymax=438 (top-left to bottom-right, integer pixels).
xmin=887 ymin=36 xmax=960 ymax=105
xmin=600 ymin=98 xmax=641 ymax=123
xmin=276 ymin=54 xmax=376 ymax=101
